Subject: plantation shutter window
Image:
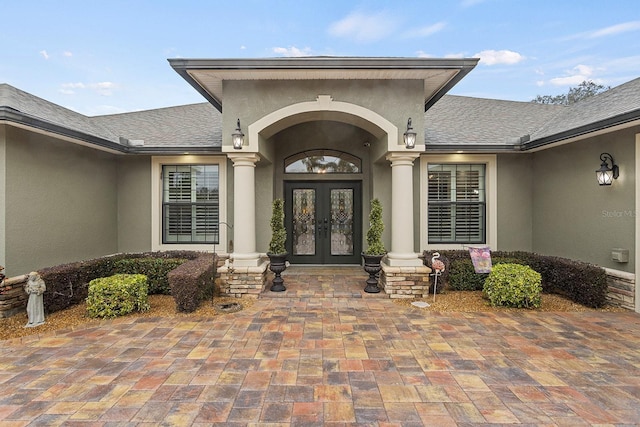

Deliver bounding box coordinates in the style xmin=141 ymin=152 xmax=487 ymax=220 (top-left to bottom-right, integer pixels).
xmin=427 ymin=164 xmax=486 ymax=244
xmin=162 ymin=165 xmax=219 ymax=244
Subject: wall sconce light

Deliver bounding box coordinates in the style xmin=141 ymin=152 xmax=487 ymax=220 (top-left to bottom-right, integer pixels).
xmin=232 ymin=118 xmax=244 ymax=150
xmin=596 ymin=152 xmax=619 ymax=186
xmin=403 ymin=118 xmax=416 ymax=149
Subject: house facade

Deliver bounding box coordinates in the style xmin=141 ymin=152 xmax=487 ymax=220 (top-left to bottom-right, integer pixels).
xmin=1 ymin=57 xmax=639 ymax=311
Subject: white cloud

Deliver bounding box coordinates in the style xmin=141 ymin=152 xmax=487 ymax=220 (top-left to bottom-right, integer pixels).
xmin=444 ymin=52 xmax=467 ymax=59
xmin=416 ymin=51 xmax=433 ymax=58
xmin=402 ymin=22 xmax=446 ymax=39
xmin=474 ymin=49 xmax=524 ymax=65
xmin=588 ymin=21 xmax=640 ymax=38
xmin=272 ymin=46 xmax=312 ymax=57
xmin=59 ymin=81 xmax=117 ymax=96
xmin=39 ymin=50 xmax=50 ymax=60
xmin=240 ymin=45 xmax=246 ymax=50
xmin=548 ymin=64 xmax=599 ymax=86
xmin=328 ymin=11 xmax=398 ymax=43
xmin=63 ymin=51 xmax=73 ymax=57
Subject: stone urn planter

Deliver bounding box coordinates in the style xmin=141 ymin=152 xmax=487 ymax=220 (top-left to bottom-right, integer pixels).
xmin=267 ymin=252 xmax=288 ymax=292
xmin=362 ymin=253 xmax=383 ymax=293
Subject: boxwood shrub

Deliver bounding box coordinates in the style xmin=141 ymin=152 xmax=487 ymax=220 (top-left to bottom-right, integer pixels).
xmin=86 ymin=274 xmax=150 ymax=318
xmin=112 ymin=258 xmax=185 ymax=295
xmin=483 ymin=263 xmax=542 ymax=308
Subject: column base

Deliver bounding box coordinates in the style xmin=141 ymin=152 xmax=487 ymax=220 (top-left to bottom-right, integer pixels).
xmin=216 ymin=260 xmax=269 ymax=298
xmin=231 ymin=253 xmax=263 ymax=267
xmin=380 ymin=260 xmax=432 ymax=299
xmin=385 ymin=252 xmax=424 ymax=267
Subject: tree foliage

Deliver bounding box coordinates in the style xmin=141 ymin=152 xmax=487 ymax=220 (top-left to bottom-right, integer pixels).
xmin=532 ymin=80 xmax=610 ymax=105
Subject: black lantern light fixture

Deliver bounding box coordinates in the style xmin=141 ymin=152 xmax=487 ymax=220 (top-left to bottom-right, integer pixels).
xmin=403 ymin=118 xmax=416 ymax=149
xmin=596 ymin=152 xmax=619 ymax=186
xmin=232 ymin=118 xmax=244 ymax=150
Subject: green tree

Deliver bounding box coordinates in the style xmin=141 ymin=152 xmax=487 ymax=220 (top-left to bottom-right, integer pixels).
xmin=532 ymin=80 xmax=610 ymax=105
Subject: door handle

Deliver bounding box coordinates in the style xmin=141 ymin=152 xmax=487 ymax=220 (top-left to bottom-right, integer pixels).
xmin=323 ymin=218 xmax=329 ymax=238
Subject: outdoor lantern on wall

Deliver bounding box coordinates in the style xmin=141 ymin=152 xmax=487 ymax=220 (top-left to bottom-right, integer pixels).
xmin=403 ymin=118 xmax=416 ymax=149
xmin=596 ymin=152 xmax=619 ymax=186
xmin=232 ymin=118 xmax=245 ymax=149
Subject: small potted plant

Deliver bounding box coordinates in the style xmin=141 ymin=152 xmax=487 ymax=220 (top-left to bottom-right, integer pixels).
xmin=267 ymin=198 xmax=288 ymax=291
xmin=362 ymin=198 xmax=386 ymax=293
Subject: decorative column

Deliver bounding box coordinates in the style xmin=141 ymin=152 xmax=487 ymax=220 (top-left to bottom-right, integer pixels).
xmin=227 ymin=153 xmax=261 ymax=267
xmin=385 ymin=152 xmax=422 ymax=267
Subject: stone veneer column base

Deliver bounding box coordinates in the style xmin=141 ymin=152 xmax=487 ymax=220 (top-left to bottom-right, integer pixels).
xmin=380 ymin=260 xmax=432 ymax=299
xmin=605 ymin=268 xmax=635 ymax=311
xmin=216 ymin=259 xmax=269 ymax=298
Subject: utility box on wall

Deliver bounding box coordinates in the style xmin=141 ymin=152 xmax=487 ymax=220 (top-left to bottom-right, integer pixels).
xmin=611 ymin=248 xmax=629 ymax=263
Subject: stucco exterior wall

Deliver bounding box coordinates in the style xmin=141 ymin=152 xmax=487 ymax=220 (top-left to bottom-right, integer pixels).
xmin=532 ymin=127 xmax=638 ymax=272
xmin=4 ymin=127 xmax=118 ymax=276
xmin=222 ymin=79 xmax=424 ymax=258
xmin=497 ymin=153 xmax=533 ymax=251
xmin=0 ymin=126 xmax=6 ymax=270
xmin=117 ymin=156 xmax=152 ymax=253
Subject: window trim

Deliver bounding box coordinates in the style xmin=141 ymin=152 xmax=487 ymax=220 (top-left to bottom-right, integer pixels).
xmin=420 ymin=154 xmax=497 ymax=250
xmin=152 ymin=156 xmax=227 ymax=252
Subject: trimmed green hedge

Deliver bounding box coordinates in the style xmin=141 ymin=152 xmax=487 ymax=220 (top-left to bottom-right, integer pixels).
xmin=112 ymin=258 xmax=185 ymax=295
xmin=432 ymin=250 xmax=608 ymax=308
xmin=87 ymin=274 xmax=150 ymax=318
xmin=39 ymin=251 xmax=202 ymax=314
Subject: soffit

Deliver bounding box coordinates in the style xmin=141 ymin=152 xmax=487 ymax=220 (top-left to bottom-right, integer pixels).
xmin=169 ymin=58 xmax=479 ymax=112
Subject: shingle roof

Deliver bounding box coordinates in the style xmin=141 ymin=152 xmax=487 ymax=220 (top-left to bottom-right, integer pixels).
xmin=0 ymin=84 xmax=120 ymax=143
xmin=529 ymin=77 xmax=640 ymax=143
xmin=424 ymin=95 xmax=563 ymax=147
xmin=2 ymin=75 xmax=640 ymax=154
xmin=92 ymin=103 xmax=221 ymax=148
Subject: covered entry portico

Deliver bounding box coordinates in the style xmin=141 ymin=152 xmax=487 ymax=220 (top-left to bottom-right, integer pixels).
xmin=170 ymin=57 xmax=478 ymax=296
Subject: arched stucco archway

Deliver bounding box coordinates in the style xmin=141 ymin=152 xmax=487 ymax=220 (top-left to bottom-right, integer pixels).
xmin=246 ymin=95 xmax=399 ymax=156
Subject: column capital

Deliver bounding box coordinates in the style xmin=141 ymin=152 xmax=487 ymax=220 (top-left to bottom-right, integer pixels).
xmin=227 ymin=152 xmax=261 ymax=167
xmin=386 ymin=152 xmax=420 ymax=166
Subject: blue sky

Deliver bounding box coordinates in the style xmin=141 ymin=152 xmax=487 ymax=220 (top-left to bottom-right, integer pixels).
xmin=2 ymin=0 xmax=639 ymax=116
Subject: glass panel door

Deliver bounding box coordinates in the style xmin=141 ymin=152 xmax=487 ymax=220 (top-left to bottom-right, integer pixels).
xmin=285 ymin=181 xmax=361 ymax=264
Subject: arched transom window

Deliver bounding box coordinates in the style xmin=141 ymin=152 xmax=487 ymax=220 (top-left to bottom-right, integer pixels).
xmin=285 ymin=150 xmax=361 ymax=174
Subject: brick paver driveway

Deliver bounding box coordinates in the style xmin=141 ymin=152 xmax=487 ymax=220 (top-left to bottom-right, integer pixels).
xmin=1 ymin=269 xmax=640 ymax=425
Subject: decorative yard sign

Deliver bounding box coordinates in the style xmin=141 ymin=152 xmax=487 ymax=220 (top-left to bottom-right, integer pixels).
xmin=469 ymin=246 xmax=492 ymax=273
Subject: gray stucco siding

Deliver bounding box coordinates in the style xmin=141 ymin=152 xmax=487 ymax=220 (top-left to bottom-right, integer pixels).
xmin=532 ymin=127 xmax=637 ymax=272
xmin=497 ymin=153 xmax=533 ymax=251
xmin=5 ymin=127 xmax=119 ymax=276
xmin=117 ymin=156 xmax=152 ymax=253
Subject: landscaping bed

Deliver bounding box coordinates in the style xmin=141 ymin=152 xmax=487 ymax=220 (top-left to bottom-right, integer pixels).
xmin=0 ymin=295 xmax=253 ymax=341
xmin=395 ymin=290 xmax=627 ymax=312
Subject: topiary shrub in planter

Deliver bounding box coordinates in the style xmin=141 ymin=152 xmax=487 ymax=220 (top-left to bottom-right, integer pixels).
xmin=483 ymin=263 xmax=542 ymax=308
xmin=362 ymin=198 xmax=386 ymax=293
xmin=86 ymin=274 xmax=150 ymax=318
xmin=267 ymin=198 xmax=288 ymax=292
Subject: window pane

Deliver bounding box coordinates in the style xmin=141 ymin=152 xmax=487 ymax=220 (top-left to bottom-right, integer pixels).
xmin=162 ymin=165 xmax=219 ymax=244
xmin=285 ymin=150 xmax=361 ymax=173
xmin=428 ymin=164 xmax=485 ymax=244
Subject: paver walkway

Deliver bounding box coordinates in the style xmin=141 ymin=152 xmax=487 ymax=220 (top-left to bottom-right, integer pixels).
xmin=1 ymin=267 xmax=640 ymax=425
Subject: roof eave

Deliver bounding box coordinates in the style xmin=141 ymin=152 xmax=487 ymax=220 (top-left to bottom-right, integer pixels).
xmin=0 ymin=106 xmax=128 ymax=154
xmin=425 ymin=143 xmax=523 ymax=153
xmin=524 ymin=109 xmax=640 ymax=150
xmin=168 ymin=57 xmax=479 ymax=113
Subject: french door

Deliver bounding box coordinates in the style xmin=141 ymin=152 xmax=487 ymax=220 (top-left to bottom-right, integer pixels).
xmin=285 ymin=181 xmax=362 ymax=264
